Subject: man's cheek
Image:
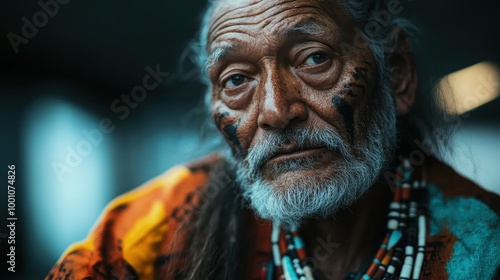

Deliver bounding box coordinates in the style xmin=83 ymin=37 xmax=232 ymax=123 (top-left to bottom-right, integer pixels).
xmin=339 ymin=60 xmax=373 ymax=99
xmin=331 ymin=95 xmax=355 ymax=143
xmin=213 ymin=110 xmax=244 ymax=157
xmin=330 ymin=60 xmax=375 ymax=143
xmin=222 ymin=119 xmax=243 ymax=157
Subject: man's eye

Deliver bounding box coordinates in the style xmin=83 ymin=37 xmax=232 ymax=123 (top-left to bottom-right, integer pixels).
xmin=305 ymin=53 xmax=328 ymax=66
xmin=224 ymin=75 xmax=248 ymax=88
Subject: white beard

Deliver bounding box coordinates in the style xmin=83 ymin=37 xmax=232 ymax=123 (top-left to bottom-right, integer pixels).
xmin=225 ymin=89 xmax=397 ymax=229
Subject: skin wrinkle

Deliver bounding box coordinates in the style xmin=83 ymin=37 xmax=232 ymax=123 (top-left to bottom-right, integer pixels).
xmin=209 ymin=16 xmax=334 ymax=63
xmin=214 ymin=111 xmax=230 ymax=128
xmin=212 ymin=5 xmax=324 ymax=40
xmin=353 ymin=67 xmax=368 ymax=83
xmin=208 ymin=18 xmax=329 ymax=63
xmin=245 ymin=7 xmax=332 ymax=33
xmin=208 ymin=1 xmax=347 ymax=50
xmin=208 ymin=0 xmax=263 ymax=34
xmin=210 ymin=4 xmax=295 ymax=44
xmin=208 ymin=0 xmax=315 ymax=35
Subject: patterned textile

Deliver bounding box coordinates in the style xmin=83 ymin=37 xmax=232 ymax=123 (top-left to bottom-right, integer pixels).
xmin=46 ymin=155 xmax=500 ymax=280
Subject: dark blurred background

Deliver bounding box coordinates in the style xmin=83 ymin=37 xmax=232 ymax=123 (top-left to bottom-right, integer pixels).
xmin=0 ymin=0 xmax=499 ymax=279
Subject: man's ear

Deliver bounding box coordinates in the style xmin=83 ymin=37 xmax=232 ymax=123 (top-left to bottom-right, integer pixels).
xmin=387 ymin=27 xmax=418 ymax=116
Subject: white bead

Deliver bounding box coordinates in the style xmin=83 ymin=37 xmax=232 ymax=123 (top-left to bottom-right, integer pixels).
xmin=413 ymin=251 xmax=425 ymax=280
xmin=405 ymin=245 xmax=414 ymax=255
xmin=388 ymin=219 xmax=398 ymax=230
xmin=387 ymin=265 xmax=396 ymax=274
xmin=400 ymin=256 xmax=413 ymax=279
xmin=303 ymin=266 xmax=314 ymax=280
xmin=418 ymin=215 xmax=426 ymax=246
xmin=272 ymin=244 xmax=281 ymax=266
xmin=413 ymin=181 xmax=419 ymax=189
xmin=390 ymin=202 xmax=401 ymax=210
xmin=272 ymin=224 xmax=280 ymax=242
xmin=388 ymin=211 xmax=400 ymax=218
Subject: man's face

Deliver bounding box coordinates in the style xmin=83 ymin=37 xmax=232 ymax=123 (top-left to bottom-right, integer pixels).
xmin=206 ymin=0 xmax=396 ymax=227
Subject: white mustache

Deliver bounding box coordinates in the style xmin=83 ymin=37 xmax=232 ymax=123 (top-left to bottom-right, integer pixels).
xmin=245 ymin=127 xmax=351 ymax=178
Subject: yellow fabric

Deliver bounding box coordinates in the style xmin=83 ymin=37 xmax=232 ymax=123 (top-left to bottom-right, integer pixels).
xmin=122 ymin=201 xmax=168 ymax=280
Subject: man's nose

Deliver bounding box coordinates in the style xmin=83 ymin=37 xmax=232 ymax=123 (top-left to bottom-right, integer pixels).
xmin=257 ymin=70 xmax=308 ymax=130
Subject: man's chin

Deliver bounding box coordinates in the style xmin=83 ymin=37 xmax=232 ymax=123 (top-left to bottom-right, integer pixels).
xmin=262 ymin=170 xmax=331 ymax=191
xmin=242 ymin=174 xmax=349 ymax=229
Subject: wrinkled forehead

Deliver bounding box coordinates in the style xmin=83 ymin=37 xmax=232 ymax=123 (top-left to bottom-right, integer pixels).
xmin=206 ymin=0 xmax=353 ymax=51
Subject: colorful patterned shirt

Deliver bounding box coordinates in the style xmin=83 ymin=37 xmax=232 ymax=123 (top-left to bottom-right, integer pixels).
xmin=46 ymin=155 xmax=500 ymax=279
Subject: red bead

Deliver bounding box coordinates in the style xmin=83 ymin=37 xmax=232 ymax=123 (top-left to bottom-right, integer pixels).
xmin=366 ymin=262 xmax=379 ymax=276
xmin=297 ymin=248 xmax=307 ymax=260
xmin=260 ymin=264 xmax=267 ymax=280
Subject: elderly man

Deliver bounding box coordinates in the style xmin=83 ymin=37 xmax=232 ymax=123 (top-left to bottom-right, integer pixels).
xmin=47 ymin=0 xmax=500 ymax=279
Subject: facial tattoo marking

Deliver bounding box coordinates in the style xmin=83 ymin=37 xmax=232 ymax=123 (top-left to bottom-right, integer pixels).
xmin=223 ymin=119 xmax=243 ymax=157
xmin=331 ymin=95 xmax=354 ymax=143
xmin=334 ymin=60 xmax=374 ymax=142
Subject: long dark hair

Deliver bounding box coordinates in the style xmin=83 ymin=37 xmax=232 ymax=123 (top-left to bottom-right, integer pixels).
xmin=177 ymin=159 xmax=247 ymax=280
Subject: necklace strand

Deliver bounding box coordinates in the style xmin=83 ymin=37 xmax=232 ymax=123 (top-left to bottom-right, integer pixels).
xmin=262 ymin=159 xmax=428 ymax=280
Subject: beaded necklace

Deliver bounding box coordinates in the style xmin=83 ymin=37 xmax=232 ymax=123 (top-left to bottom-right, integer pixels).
xmin=260 ymin=159 xmax=428 ymax=280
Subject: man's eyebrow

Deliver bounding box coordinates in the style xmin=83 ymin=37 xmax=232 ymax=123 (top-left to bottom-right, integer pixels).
xmin=281 ymin=19 xmax=327 ymax=38
xmin=205 ymin=44 xmax=234 ymax=73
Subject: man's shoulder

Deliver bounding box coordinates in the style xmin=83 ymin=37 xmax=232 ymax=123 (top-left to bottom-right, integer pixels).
xmin=46 ymin=153 xmax=222 ymax=280
xmin=96 ymin=153 xmax=223 ymax=242
xmin=108 ymin=153 xmax=221 ymax=214
xmin=425 ymin=157 xmax=500 ymax=216
xmin=424 ymin=158 xmax=500 ymax=279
